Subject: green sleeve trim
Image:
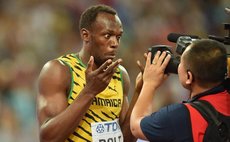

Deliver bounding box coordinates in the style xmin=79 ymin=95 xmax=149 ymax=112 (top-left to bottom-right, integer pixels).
xmin=73 ymin=54 xmax=86 ymax=68
xmin=58 ymin=59 xmax=74 ymax=100
xmin=119 ymin=66 xmax=124 ymax=91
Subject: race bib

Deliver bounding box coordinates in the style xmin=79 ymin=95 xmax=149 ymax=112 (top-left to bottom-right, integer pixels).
xmin=91 ymin=119 xmax=123 ymax=142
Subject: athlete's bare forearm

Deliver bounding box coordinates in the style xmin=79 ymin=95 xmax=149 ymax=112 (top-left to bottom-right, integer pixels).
xmin=40 ymin=90 xmax=95 ymax=142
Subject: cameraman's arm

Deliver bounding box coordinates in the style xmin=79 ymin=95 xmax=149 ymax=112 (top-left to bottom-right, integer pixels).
xmin=130 ymin=51 xmax=171 ymax=140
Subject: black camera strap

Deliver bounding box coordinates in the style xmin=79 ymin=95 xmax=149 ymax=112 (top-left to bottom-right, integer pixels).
xmin=190 ymin=100 xmax=230 ymax=142
xmin=190 ymin=100 xmax=221 ymax=127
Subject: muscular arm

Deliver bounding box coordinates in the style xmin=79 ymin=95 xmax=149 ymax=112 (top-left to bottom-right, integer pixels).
xmin=37 ymin=60 xmax=96 ymax=142
xmin=37 ymin=57 xmax=122 ymax=142
xmin=118 ymin=66 xmax=136 ymax=142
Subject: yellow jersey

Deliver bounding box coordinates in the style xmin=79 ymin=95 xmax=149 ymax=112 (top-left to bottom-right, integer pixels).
xmin=58 ymin=54 xmax=124 ymax=142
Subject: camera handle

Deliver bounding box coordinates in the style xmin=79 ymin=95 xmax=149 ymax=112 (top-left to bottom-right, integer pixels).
xmin=208 ymin=23 xmax=230 ymax=45
xmin=224 ymin=23 xmax=230 ymax=44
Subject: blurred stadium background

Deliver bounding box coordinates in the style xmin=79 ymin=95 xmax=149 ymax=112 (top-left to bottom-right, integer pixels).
xmin=0 ymin=0 xmax=229 ymax=141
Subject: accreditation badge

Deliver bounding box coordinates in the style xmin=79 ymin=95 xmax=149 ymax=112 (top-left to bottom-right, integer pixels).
xmin=91 ymin=119 xmax=123 ymax=142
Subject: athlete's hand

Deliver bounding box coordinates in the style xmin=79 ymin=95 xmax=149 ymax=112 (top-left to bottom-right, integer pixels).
xmin=135 ymin=53 xmax=148 ymax=92
xmin=84 ymin=56 xmax=122 ymax=96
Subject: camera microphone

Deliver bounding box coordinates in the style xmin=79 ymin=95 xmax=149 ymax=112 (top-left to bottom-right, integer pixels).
xmin=167 ymin=33 xmax=200 ymax=43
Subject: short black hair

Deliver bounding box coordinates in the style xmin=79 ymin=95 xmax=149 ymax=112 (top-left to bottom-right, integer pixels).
xmin=79 ymin=4 xmax=117 ymax=31
xmin=184 ymin=39 xmax=227 ymax=86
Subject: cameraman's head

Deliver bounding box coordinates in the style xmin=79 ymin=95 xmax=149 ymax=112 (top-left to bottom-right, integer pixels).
xmin=178 ymin=39 xmax=227 ymax=91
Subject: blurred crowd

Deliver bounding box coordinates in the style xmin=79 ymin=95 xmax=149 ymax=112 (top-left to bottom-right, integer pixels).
xmin=0 ymin=0 xmax=229 ymax=141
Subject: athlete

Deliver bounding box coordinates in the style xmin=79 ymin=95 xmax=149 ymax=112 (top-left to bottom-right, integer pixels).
xmin=37 ymin=4 xmax=134 ymax=142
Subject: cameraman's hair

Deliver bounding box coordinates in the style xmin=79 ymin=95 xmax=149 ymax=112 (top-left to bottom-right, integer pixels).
xmin=184 ymin=39 xmax=227 ymax=87
xmin=79 ymin=4 xmax=117 ymax=31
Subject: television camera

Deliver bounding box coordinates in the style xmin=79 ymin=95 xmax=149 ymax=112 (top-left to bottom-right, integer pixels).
xmin=149 ymin=23 xmax=230 ymax=74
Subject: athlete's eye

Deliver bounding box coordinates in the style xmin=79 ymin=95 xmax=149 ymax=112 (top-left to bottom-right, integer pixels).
xmin=105 ymin=34 xmax=111 ymax=39
xmin=117 ymin=36 xmax=121 ymax=41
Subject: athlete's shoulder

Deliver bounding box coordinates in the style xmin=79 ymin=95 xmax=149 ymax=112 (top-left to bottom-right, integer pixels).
xmin=118 ymin=65 xmax=130 ymax=93
xmin=118 ymin=64 xmax=128 ymax=74
xmin=39 ymin=59 xmax=71 ymax=85
xmin=37 ymin=59 xmax=71 ymax=100
xmin=41 ymin=59 xmax=68 ymax=73
xmin=118 ymin=65 xmax=129 ymax=80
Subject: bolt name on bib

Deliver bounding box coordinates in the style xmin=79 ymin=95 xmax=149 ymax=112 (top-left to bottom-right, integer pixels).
xmin=99 ymin=136 xmax=122 ymax=142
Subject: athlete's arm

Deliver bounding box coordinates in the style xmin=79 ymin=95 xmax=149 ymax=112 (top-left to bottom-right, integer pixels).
xmin=37 ymin=57 xmax=122 ymax=142
xmin=118 ymin=66 xmax=136 ymax=142
xmin=37 ymin=59 xmax=96 ymax=142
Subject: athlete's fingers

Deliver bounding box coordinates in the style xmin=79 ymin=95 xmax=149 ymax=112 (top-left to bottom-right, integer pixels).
xmin=97 ymin=59 xmax=113 ymax=73
xmin=144 ymin=53 xmax=148 ymax=61
xmin=137 ymin=60 xmax=144 ymax=73
xmin=85 ymin=56 xmax=94 ymax=73
xmin=104 ymin=59 xmax=122 ymax=74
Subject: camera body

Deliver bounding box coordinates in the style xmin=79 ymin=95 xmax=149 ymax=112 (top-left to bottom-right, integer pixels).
xmin=149 ymin=23 xmax=230 ymax=74
xmin=149 ymin=36 xmax=197 ymax=74
xmin=148 ymin=45 xmax=180 ymax=74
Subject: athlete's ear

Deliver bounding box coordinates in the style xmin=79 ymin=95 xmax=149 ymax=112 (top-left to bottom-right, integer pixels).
xmin=80 ymin=28 xmax=90 ymax=42
xmin=186 ymin=70 xmax=193 ymax=85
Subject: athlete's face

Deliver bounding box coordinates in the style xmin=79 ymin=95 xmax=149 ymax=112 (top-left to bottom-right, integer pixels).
xmin=88 ymin=13 xmax=123 ymax=66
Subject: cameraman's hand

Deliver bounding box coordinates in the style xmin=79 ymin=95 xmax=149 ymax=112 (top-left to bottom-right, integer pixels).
xmin=84 ymin=56 xmax=122 ymax=96
xmin=143 ymin=51 xmax=171 ymax=89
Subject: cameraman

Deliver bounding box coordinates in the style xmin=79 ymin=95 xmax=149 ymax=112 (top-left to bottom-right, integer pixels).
xmin=130 ymin=39 xmax=230 ymax=142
